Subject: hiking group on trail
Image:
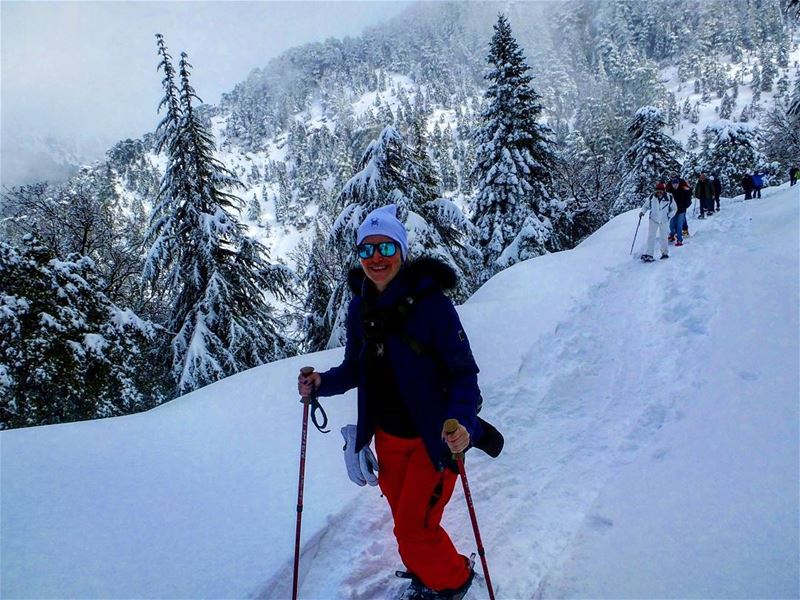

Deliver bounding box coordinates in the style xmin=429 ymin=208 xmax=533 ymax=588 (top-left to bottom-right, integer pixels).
xmin=638 ymin=168 xmax=770 ymax=263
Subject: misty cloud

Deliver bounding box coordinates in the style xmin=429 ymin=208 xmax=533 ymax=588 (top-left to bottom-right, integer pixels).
xmin=1 ymin=0 xmax=410 ymax=186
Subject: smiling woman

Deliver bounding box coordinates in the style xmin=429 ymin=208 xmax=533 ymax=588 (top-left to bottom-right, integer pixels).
xmin=356 ymin=204 xmax=408 ymax=291
xmin=297 ymin=203 xmax=486 ymax=598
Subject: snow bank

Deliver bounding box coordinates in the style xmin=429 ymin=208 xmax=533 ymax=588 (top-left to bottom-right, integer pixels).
xmin=2 ymin=185 xmax=797 ymax=599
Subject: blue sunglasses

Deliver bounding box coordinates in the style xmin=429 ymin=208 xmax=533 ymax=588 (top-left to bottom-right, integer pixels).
xmin=357 ymin=241 xmax=398 ymax=259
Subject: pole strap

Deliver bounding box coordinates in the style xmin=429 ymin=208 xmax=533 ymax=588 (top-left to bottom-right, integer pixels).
xmin=309 ymin=391 xmax=329 ymax=434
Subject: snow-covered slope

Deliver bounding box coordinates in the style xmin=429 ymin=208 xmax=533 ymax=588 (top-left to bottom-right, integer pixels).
xmin=2 ymin=185 xmax=798 ymax=599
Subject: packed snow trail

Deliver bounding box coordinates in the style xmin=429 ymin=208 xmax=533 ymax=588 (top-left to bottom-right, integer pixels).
xmin=2 ymin=186 xmax=796 ymax=599
xmin=541 ymin=190 xmax=799 ymax=598
xmin=256 ymin=185 xmax=798 ymax=599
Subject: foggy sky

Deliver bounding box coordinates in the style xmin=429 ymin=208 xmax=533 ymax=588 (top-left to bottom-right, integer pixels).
xmin=1 ymin=1 xmax=411 ymax=183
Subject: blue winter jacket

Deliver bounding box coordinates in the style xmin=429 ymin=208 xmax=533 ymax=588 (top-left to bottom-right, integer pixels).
xmin=316 ymin=258 xmax=483 ymax=471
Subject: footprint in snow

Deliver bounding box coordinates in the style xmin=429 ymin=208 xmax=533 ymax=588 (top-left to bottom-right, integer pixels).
xmin=587 ymin=514 xmax=614 ymax=529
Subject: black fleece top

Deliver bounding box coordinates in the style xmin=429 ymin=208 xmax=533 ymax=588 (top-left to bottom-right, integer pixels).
xmin=361 ymin=275 xmax=418 ymax=438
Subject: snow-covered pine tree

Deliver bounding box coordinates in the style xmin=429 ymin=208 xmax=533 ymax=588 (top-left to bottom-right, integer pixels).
xmin=0 ymin=235 xmax=160 ymax=429
xmin=470 ymin=13 xmax=558 ymax=278
xmin=719 ymin=92 xmax=735 ymax=120
xmin=751 ymin=64 xmax=762 ymax=102
xmin=154 ymin=34 xmax=181 ymax=155
xmin=325 ymin=125 xmax=475 ymax=346
xmin=429 ymin=123 xmax=458 ymax=193
xmin=406 ymin=119 xmax=480 ymax=301
xmin=555 ymin=130 xmax=621 ymax=244
xmin=760 ymin=51 xmax=777 ymax=92
xmin=788 ymin=73 xmax=800 ymax=128
xmin=614 ymin=106 xmax=683 ymax=214
xmin=686 ymin=121 xmax=766 ymax=196
xmin=291 ymin=216 xmax=338 ymax=353
xmin=143 ymin=42 xmax=295 ymax=395
xmin=761 ymin=99 xmax=800 ymax=179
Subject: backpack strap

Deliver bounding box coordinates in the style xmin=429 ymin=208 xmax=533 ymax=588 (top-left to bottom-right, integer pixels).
xmin=365 ymin=289 xmax=504 ymax=458
xmin=394 ymin=294 xmax=442 ymax=362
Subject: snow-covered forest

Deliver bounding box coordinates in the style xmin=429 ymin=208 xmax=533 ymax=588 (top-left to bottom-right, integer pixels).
xmin=2 ymin=0 xmax=799 ymax=429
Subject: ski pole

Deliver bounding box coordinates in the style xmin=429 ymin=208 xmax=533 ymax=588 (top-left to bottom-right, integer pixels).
xmin=630 ymin=214 xmax=642 ymax=255
xmin=444 ymin=419 xmax=496 ymax=600
xmin=292 ymin=366 xmax=315 ymax=600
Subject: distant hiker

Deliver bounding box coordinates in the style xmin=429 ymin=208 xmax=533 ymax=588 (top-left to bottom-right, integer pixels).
xmin=297 ymin=204 xmax=481 ymax=600
xmin=742 ymin=173 xmax=755 ymax=200
xmin=694 ymin=172 xmax=715 ymax=218
xmin=667 ymin=176 xmax=692 ymax=247
xmin=639 ymin=182 xmax=677 ymax=262
xmin=711 ymin=173 xmax=722 ymax=211
xmin=752 ymin=171 xmax=765 ymax=198
xmin=790 ymin=166 xmax=799 ymax=187
xmin=669 ymin=173 xmax=691 ymax=237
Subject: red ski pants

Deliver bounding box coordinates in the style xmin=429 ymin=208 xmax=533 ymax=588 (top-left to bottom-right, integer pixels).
xmin=375 ymin=428 xmax=470 ymax=592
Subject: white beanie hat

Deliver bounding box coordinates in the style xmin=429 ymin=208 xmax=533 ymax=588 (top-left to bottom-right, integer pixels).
xmin=356 ymin=204 xmax=408 ymax=260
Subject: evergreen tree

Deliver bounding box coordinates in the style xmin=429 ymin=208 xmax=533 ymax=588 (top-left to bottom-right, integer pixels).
xmin=470 ymin=14 xmax=558 ymax=277
xmin=751 ymin=64 xmax=762 ymax=102
xmin=0 ymin=236 xmax=160 ymax=429
xmin=689 ymin=121 xmax=766 ymax=195
xmin=405 ymin=122 xmax=480 ymax=300
xmin=1 ymin=167 xmax=147 ymax=313
xmin=719 ymin=92 xmax=736 ymax=120
xmin=291 ymin=217 xmax=338 ymax=353
xmin=326 ymin=125 xmax=476 ymax=345
xmin=614 ymin=106 xmax=683 ymax=214
xmin=761 ymin=100 xmax=800 ymax=178
xmin=788 ymin=75 xmax=800 ymax=129
xmin=760 ymin=53 xmax=777 ymax=92
xmin=143 ymin=42 xmax=294 ymax=395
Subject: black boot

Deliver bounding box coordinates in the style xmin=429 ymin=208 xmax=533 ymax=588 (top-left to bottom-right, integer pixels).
xmin=398 ymin=574 xmax=431 ymax=600
xmin=432 ymin=568 xmax=475 ymax=600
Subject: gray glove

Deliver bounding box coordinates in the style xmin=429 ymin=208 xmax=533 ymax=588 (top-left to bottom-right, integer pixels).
xmin=341 ymin=424 xmax=378 ymax=487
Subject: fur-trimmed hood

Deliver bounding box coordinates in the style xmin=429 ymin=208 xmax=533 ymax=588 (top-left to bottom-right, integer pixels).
xmin=347 ymin=256 xmax=457 ymax=297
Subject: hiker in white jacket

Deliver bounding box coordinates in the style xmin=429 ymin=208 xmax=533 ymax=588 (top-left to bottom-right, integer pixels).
xmin=639 ymin=182 xmax=678 ymax=261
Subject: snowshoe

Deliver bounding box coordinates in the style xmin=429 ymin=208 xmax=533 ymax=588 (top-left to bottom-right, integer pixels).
xmin=441 ymin=567 xmax=475 ymax=600
xmin=675 ymin=241 xmax=684 ymax=247
xmin=395 ymin=554 xmax=475 ymax=600
xmin=396 ymin=571 xmax=430 ymax=599
xmin=641 ymin=254 xmax=655 ymax=263
xmin=660 ymin=253 xmax=669 ymax=260
xmin=668 ymin=234 xmax=675 ymax=242
xmin=697 ymin=214 xmax=705 ymax=220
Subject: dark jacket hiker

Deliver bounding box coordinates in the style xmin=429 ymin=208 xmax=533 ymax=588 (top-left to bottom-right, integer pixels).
xmin=297 ymin=204 xmax=482 ymax=598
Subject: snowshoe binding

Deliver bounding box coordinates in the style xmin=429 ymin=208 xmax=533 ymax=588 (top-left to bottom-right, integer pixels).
xmin=395 ymin=554 xmax=475 ymax=600
xmin=397 ymin=573 xmax=429 ymax=600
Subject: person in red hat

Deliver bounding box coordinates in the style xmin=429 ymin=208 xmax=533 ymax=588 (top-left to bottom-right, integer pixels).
xmin=639 ymin=182 xmax=677 ymax=262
